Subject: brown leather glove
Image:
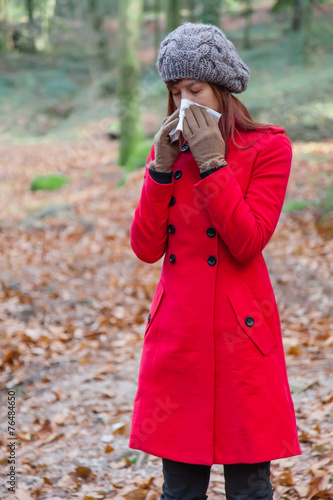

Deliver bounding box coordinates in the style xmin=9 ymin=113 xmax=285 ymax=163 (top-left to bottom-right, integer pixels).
xmin=148 ymin=108 xmax=180 ymax=173
xmin=183 ymin=105 xmax=227 ymax=172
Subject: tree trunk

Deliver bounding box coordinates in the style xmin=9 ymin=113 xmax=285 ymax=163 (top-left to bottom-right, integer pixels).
xmin=37 ymin=0 xmax=56 ymax=51
xmin=292 ymin=0 xmax=303 ymax=31
xmin=117 ymin=0 xmax=144 ymax=167
xmin=26 ymin=0 xmax=34 ymax=24
xmin=0 ymin=0 xmax=9 ymax=51
xmin=67 ymin=0 xmax=75 ymax=19
xmin=302 ymin=0 xmax=313 ymax=64
xmin=243 ymin=0 xmax=253 ymax=49
xmin=154 ymin=0 xmax=161 ymax=59
xmin=167 ymin=0 xmax=181 ymax=33
xmin=188 ymin=0 xmax=197 ymax=23
xmin=201 ymin=0 xmax=222 ymax=26
xmin=88 ymin=0 xmax=110 ymax=68
xmin=0 ymin=0 xmax=7 ymax=22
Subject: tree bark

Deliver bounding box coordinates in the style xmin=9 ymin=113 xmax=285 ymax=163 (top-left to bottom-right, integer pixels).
xmin=117 ymin=0 xmax=144 ymax=167
xmin=167 ymin=0 xmax=181 ymax=33
xmin=187 ymin=0 xmax=197 ymax=23
xmin=292 ymin=0 xmax=303 ymax=31
xmin=37 ymin=0 xmax=56 ymax=51
xmin=302 ymin=0 xmax=313 ymax=64
xmin=0 ymin=0 xmax=9 ymax=51
xmin=243 ymin=0 xmax=253 ymax=49
xmin=154 ymin=0 xmax=161 ymax=59
xmin=26 ymin=0 xmax=34 ymax=24
xmin=88 ymin=0 xmax=110 ymax=68
xmin=0 ymin=0 xmax=7 ymax=22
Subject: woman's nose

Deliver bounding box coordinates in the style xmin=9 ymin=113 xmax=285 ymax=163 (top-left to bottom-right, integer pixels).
xmin=181 ymin=90 xmax=194 ymax=101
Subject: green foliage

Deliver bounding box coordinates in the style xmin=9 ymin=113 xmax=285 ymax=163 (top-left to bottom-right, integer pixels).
xmin=272 ymin=0 xmax=330 ymax=14
xmin=271 ymin=0 xmax=293 ymax=14
xmin=116 ymin=173 xmax=127 ymax=188
xmin=30 ymin=174 xmax=71 ymax=191
xmin=236 ymin=16 xmax=333 ymax=140
xmin=0 ymin=54 xmax=92 ymax=139
xmin=0 ymin=28 xmax=11 ymax=52
xmin=283 ymin=183 xmax=333 ymax=214
xmin=6 ymin=1 xmax=26 ymax=22
xmin=283 ymin=199 xmax=310 ymax=212
xmin=124 ymin=140 xmax=152 ymax=171
xmin=201 ymin=0 xmax=222 ymax=25
xmin=0 ymin=0 xmax=332 ymax=147
xmin=107 ymin=120 xmax=121 ymax=137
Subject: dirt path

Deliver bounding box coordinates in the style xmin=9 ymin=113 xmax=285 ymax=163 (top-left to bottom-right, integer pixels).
xmin=0 ymin=135 xmax=332 ymax=499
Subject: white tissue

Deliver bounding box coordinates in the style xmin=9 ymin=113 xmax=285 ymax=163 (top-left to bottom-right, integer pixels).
xmin=169 ymin=98 xmax=221 ymax=143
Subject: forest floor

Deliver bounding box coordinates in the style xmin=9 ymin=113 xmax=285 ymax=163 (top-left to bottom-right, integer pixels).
xmin=0 ymin=127 xmax=332 ymax=499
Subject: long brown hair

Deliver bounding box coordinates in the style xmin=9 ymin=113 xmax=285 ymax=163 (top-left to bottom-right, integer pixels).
xmin=166 ymin=80 xmax=272 ymax=158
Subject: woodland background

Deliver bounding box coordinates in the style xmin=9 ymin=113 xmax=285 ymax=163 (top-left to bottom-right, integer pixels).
xmin=0 ymin=0 xmax=332 ymax=499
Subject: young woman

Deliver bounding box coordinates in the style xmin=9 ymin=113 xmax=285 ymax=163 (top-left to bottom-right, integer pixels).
xmin=128 ymin=22 xmax=302 ymax=500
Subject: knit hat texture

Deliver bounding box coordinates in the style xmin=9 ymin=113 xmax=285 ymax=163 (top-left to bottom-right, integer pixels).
xmin=157 ymin=22 xmax=250 ymax=93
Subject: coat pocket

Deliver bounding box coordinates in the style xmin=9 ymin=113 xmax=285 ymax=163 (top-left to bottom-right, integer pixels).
xmin=227 ymin=283 xmax=276 ymax=356
xmin=144 ymin=279 xmax=165 ymax=339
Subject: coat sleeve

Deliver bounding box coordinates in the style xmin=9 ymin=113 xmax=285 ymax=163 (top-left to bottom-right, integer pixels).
xmin=130 ymin=144 xmax=174 ymax=264
xmin=193 ymin=132 xmax=292 ymax=264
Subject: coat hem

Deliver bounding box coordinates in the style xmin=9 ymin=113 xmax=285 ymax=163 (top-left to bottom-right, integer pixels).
xmin=128 ymin=440 xmax=303 ymax=466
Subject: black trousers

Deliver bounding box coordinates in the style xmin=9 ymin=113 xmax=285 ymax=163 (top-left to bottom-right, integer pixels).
xmin=161 ymin=458 xmax=274 ymax=500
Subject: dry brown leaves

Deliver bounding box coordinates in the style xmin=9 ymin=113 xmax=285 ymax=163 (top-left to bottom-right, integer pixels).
xmin=0 ymin=135 xmax=332 ymax=499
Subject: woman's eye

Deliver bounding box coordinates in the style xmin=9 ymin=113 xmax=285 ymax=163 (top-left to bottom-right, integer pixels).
xmin=172 ymin=92 xmax=180 ymax=96
xmin=191 ymin=89 xmax=201 ymax=94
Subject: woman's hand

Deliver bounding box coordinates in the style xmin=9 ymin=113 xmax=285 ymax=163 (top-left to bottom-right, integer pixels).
xmin=183 ymin=105 xmax=227 ymax=172
xmin=149 ymin=108 xmax=180 ymax=173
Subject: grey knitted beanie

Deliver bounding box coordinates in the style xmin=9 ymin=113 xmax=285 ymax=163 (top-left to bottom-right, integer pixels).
xmin=157 ymin=22 xmax=250 ymax=93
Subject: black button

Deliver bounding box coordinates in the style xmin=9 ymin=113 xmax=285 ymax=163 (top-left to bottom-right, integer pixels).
xmin=169 ymin=253 xmax=176 ymax=264
xmin=168 ymin=224 xmax=175 ymax=234
xmin=180 ymin=143 xmax=189 ymax=152
xmin=206 ymin=227 xmax=216 ymax=238
xmin=174 ymin=170 xmax=182 ymax=179
xmin=148 ymin=313 xmax=151 ymax=323
xmin=169 ymin=196 xmax=176 ymax=207
xmin=245 ymin=316 xmax=255 ymax=327
xmin=207 ymin=256 xmax=217 ymax=266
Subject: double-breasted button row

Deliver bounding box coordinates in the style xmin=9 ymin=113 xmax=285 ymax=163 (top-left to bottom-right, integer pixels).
xmin=168 ymin=224 xmax=176 ymax=234
xmin=148 ymin=313 xmax=151 ymax=323
xmin=174 ymin=170 xmax=182 ymax=179
xmin=180 ymin=143 xmax=189 ymax=152
xmin=169 ymin=253 xmax=216 ymax=266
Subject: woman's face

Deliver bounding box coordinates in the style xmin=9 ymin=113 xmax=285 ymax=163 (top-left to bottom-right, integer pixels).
xmin=169 ymin=79 xmax=220 ymax=113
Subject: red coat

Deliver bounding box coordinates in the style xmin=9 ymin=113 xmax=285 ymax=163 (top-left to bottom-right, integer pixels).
xmin=128 ymin=124 xmax=302 ymax=465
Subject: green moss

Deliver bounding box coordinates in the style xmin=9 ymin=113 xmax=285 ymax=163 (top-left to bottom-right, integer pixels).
xmin=30 ymin=174 xmax=71 ymax=191
xmin=283 ymin=199 xmax=310 ymax=212
xmin=124 ymin=140 xmax=152 ymax=171
xmin=116 ymin=172 xmax=127 ymax=188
